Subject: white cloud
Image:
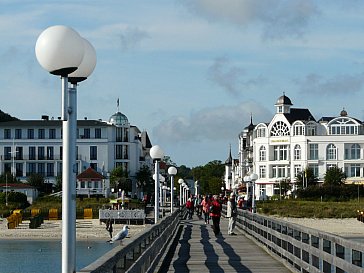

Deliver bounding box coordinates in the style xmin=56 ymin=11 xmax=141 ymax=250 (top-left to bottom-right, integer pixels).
xmin=295 ymin=73 xmax=364 ymax=95
xmin=179 ymin=0 xmax=320 ymax=40
xmin=207 ymin=56 xmax=268 ymax=95
xmin=152 ymin=100 xmax=271 ymax=144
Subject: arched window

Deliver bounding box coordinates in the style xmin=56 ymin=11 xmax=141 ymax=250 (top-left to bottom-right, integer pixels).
xmin=326 ymin=144 xmax=337 ymax=160
xmin=271 ymin=121 xmax=290 ymax=136
xmin=256 ymin=125 xmax=266 ymax=138
xmin=293 ymin=124 xmax=304 ymax=136
xmin=259 ymin=146 xmax=266 ymax=161
xmin=328 ymin=117 xmax=358 ymax=135
xmin=351 ymin=144 xmax=361 ymax=160
xmin=294 ymin=144 xmax=301 ymax=160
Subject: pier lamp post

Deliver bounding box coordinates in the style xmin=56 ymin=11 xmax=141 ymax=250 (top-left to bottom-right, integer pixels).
xmin=150 ymin=145 xmax=164 ymax=224
xmin=250 ymin=173 xmax=258 ymax=213
xmin=178 ymin=178 xmax=184 ymax=207
xmin=35 ymin=25 xmax=96 ymax=273
xmin=168 ymin=166 xmax=177 ymax=213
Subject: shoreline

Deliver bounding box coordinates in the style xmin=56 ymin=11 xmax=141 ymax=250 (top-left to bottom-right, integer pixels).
xmin=0 ymin=218 xmax=148 ymax=241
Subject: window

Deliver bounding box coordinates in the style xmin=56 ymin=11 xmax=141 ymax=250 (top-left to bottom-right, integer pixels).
xmin=294 ymin=124 xmax=304 ymax=136
xmin=308 ymin=164 xmax=319 ymax=178
xmin=38 ymin=129 xmax=45 ymax=139
xmin=38 ymin=147 xmax=45 ymax=160
xmin=123 ymin=145 xmax=129 ymax=159
xmin=259 ymin=146 xmax=266 ymax=161
xmin=95 ymin=128 xmax=101 ymax=139
xmin=271 ymin=121 xmax=290 ymax=136
xmin=326 ymin=144 xmax=337 ymax=160
xmin=38 ymin=163 xmax=45 ymax=176
xmin=294 ymin=144 xmax=301 ymax=160
xmin=294 ymin=165 xmax=302 ymax=177
xmin=47 ymin=147 xmax=54 ymax=160
xmin=46 ymin=163 xmax=54 ymax=177
xmin=49 ymin=129 xmax=56 ymax=139
xmin=27 ymin=163 xmax=36 ymax=175
xmin=272 ymin=165 xmax=287 ymax=178
xmin=90 ymin=163 xmax=98 ymax=170
xmin=351 ymin=144 xmax=360 ymax=160
xmin=274 ymin=145 xmax=288 ymax=161
xmin=27 ymin=129 xmax=34 ymax=139
xmin=259 ymin=165 xmax=266 ymax=178
xmin=90 ymin=146 xmax=97 ymax=160
xmin=15 ymin=129 xmax=22 ymax=139
xmin=4 ymin=147 xmax=11 ymax=160
xmin=350 ymin=164 xmax=361 ymax=177
xmin=84 ymin=128 xmax=90 ymax=139
xmin=15 ymin=163 xmax=23 ymax=177
xmin=326 ymin=164 xmax=337 ymax=171
xmin=309 ymin=144 xmax=318 ymax=160
xmin=116 ymin=128 xmax=123 ymax=142
xmin=329 ymin=117 xmax=358 ymax=135
xmin=116 ymin=145 xmax=123 ymax=159
xmin=29 ymin=147 xmax=36 ymax=160
xmin=306 ymin=124 xmax=316 ymax=136
xmin=4 ymin=129 xmax=11 ymax=139
xmin=256 ymin=125 xmax=266 ymax=138
xmin=15 ymin=147 xmax=23 ymax=160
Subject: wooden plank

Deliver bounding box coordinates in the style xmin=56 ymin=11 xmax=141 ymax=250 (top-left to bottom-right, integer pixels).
xmin=157 ymin=215 xmax=293 ymax=273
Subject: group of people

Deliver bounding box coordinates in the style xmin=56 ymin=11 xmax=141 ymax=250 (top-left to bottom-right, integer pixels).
xmin=185 ymin=193 xmax=239 ymax=237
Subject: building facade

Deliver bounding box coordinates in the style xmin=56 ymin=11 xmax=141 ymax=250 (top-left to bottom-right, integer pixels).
xmin=0 ymin=110 xmax=153 ymax=197
xmin=238 ymin=94 xmax=364 ymax=200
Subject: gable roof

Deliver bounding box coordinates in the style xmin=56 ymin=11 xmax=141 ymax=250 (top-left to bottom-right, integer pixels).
xmin=283 ymin=108 xmax=316 ymax=124
xmin=77 ymin=167 xmax=105 ymax=180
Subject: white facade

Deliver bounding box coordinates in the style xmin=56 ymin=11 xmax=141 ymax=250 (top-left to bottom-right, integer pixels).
xmin=238 ymin=94 xmax=364 ymax=199
xmin=0 ymin=111 xmax=153 ymax=196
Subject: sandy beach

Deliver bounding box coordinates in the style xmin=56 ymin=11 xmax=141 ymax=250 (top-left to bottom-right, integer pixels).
xmin=0 ymin=218 xmax=148 ymax=241
xmin=1 ymin=217 xmax=364 ymax=240
xmin=277 ymin=217 xmax=364 ymax=238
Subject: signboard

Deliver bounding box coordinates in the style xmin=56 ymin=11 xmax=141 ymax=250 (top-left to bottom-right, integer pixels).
xmin=99 ymin=209 xmax=145 ymax=220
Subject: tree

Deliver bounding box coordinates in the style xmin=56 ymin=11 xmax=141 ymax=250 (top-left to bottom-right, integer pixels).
xmin=296 ymin=168 xmax=318 ymax=189
xmin=27 ymin=173 xmax=45 ymax=192
xmin=135 ymin=165 xmax=152 ymax=194
xmin=110 ymin=166 xmax=131 ymax=193
xmin=324 ymin=166 xmax=346 ymax=186
xmin=191 ymin=160 xmax=224 ymax=195
xmin=54 ymin=175 xmax=62 ymax=192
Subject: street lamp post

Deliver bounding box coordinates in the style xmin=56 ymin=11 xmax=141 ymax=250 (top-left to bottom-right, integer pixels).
xmin=250 ymin=173 xmax=258 ymax=213
xmin=168 ymin=166 xmax=177 ymax=214
xmin=178 ymin=178 xmax=184 ymax=207
xmin=150 ymin=145 xmax=164 ymax=224
xmin=35 ymin=25 xmax=96 ymax=273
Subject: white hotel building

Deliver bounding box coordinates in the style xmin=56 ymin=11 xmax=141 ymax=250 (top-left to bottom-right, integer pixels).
xmin=0 ymin=110 xmax=153 ymax=197
xmin=237 ymin=94 xmax=364 ymax=199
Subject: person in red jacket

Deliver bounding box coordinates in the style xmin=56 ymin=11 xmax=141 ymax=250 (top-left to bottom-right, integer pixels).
xmin=209 ymin=195 xmax=222 ymax=236
xmin=186 ymin=198 xmax=193 ymax=219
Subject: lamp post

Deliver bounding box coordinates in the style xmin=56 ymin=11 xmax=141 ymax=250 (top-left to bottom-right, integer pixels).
xmin=178 ymin=178 xmax=184 ymax=207
xmin=168 ymin=166 xmax=177 ymax=214
xmin=150 ymin=145 xmax=164 ymax=224
xmin=250 ymin=173 xmax=258 ymax=213
xmin=35 ymin=25 xmax=96 ymax=273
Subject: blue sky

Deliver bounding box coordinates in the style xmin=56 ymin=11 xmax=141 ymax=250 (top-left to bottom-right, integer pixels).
xmin=1 ymin=0 xmax=364 ymax=168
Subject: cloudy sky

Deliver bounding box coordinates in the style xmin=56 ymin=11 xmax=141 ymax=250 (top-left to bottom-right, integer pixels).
xmin=1 ymin=0 xmax=364 ymax=167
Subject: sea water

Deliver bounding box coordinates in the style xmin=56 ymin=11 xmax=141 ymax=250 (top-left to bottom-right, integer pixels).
xmin=0 ymin=240 xmax=115 ymax=273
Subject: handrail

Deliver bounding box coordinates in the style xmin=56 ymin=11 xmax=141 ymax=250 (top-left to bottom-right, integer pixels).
xmin=228 ymin=207 xmax=364 ymax=273
xmin=77 ymin=209 xmax=181 ymax=273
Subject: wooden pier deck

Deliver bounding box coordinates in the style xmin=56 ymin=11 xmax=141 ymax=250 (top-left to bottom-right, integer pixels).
xmin=157 ymin=215 xmax=293 ymax=273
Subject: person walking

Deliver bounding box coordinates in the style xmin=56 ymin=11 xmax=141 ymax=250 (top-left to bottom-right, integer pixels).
xmin=186 ymin=198 xmax=193 ymax=219
xmin=210 ymin=195 xmax=222 ymax=236
xmin=227 ymin=193 xmax=238 ymax=235
xmin=201 ymin=195 xmax=211 ymax=224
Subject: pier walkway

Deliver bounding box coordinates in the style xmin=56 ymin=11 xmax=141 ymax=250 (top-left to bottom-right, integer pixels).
xmin=156 ymin=215 xmax=292 ymax=273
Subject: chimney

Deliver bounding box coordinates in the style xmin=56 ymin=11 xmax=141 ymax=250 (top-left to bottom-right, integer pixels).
xmin=41 ymin=115 xmax=49 ymax=121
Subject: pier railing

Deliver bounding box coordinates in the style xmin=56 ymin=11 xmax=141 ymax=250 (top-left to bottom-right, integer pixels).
xmin=231 ymin=208 xmax=364 ymax=273
xmin=77 ymin=208 xmax=183 ymax=273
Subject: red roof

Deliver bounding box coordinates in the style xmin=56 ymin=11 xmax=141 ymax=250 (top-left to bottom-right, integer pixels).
xmin=76 ymin=167 xmax=105 ymax=180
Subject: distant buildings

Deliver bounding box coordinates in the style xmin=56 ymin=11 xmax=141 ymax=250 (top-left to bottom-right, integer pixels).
xmin=228 ymin=94 xmax=364 ymax=199
xmin=0 ymin=108 xmax=153 ymax=197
